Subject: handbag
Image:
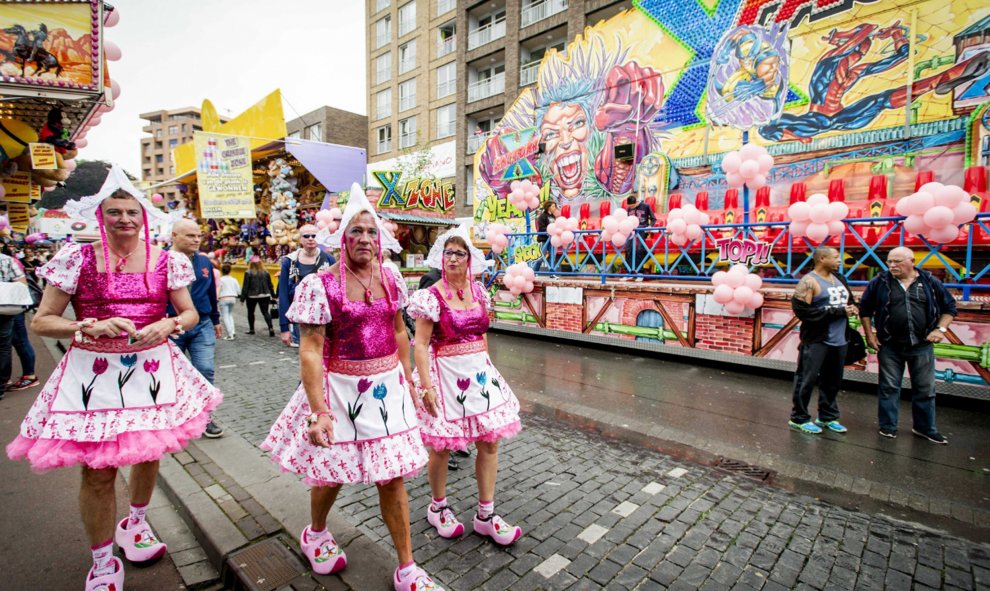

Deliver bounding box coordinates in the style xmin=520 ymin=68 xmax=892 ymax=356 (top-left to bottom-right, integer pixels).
xmin=845 ymin=323 xmax=867 ymax=364
xmin=0 ymin=281 xmax=34 ymax=315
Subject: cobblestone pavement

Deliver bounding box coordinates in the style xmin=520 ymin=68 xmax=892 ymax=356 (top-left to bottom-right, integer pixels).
xmin=212 ymin=312 xmax=990 ymax=590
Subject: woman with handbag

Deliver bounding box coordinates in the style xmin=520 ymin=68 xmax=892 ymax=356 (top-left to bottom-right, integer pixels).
xmin=5 ymin=170 xmax=222 ymax=591
xmin=0 ymin=249 xmax=28 ymax=401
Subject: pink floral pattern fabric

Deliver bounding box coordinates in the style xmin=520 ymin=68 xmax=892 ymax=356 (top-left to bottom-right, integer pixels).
xmin=166 ymin=251 xmax=195 ymax=290
xmin=36 ymin=241 xmax=84 ymax=294
xmin=261 ymin=382 xmax=428 ymax=485
xmin=407 ymin=289 xmax=440 ymax=323
xmin=286 ymin=273 xmax=332 ymax=325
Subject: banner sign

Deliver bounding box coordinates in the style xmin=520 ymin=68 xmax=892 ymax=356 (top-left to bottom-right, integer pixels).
xmin=28 ymin=143 xmax=56 ymax=170
xmin=7 ymin=203 xmax=30 ymax=232
xmin=2 ymin=172 xmax=32 ymax=203
xmin=194 ymin=132 xmax=256 ymax=219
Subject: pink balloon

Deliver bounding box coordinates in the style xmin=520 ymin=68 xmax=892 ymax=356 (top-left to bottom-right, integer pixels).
xmin=560 ymin=230 xmax=574 ymax=245
xmin=809 ymin=203 xmax=831 ymax=224
xmin=713 ymin=284 xmax=735 ymax=304
xmin=806 ymin=223 xmax=829 ymax=243
xmin=807 ymin=193 xmax=829 ymax=207
xmin=725 ymin=269 xmax=746 ymax=288
xmin=670 ymin=234 xmax=689 ymax=246
xmin=827 ymin=220 xmax=845 ymax=236
xmin=894 ymin=197 xmax=911 ymax=216
xmin=928 ymin=225 xmax=959 ymax=243
xmin=724 ymin=300 xmax=746 ymax=315
xmin=611 ymin=233 xmax=626 ymax=247
xmin=668 ymin=218 xmax=687 ymax=234
xmin=63 ymin=158 xmax=77 ymax=171
xmin=746 ymin=174 xmax=767 ymax=190
xmin=739 ymin=143 xmax=764 ymax=161
xmin=722 ymin=152 xmax=742 ymax=173
xmin=918 ymin=182 xmax=942 ymax=195
xmin=105 ymin=8 xmax=120 ymax=26
xmin=952 ymin=201 xmax=977 ymax=224
xmin=743 ymin=273 xmax=763 ymax=291
xmin=828 ymin=201 xmax=849 ymax=220
xmin=550 ymin=235 xmax=562 ymax=247
xmin=788 ymin=201 xmax=810 ymax=222
xmin=567 ymin=217 xmax=579 ymax=231
xmin=105 ymin=41 xmax=122 ymax=61
xmin=712 ymin=270 xmax=728 ymax=286
xmin=602 ymin=229 xmax=613 ymax=242
xmin=733 ymin=285 xmax=754 ymax=304
xmin=619 ymin=218 xmax=636 ymax=234
xmin=923 ymin=206 xmax=954 ymax=230
xmin=602 ymin=217 xmax=618 ymax=232
xmin=522 ymin=266 xmax=535 ymax=281
xmin=748 ymin=292 xmax=765 ymax=309
xmin=110 ymin=79 xmax=121 ymax=100
xmin=510 ymin=180 xmax=521 ymax=190
xmin=739 ymin=160 xmax=759 ymax=178
xmin=667 ymin=209 xmax=685 ymax=222
xmin=757 ymin=153 xmax=774 ymax=172
xmin=934 ymin=185 xmax=966 ymax=209
xmin=903 ymin=215 xmax=928 ymax=235
xmin=76 ymin=138 xmax=88 ymax=148
xmin=613 ymin=207 xmax=628 ymax=219
xmin=907 ymin=192 xmax=934 ymax=216
xmin=524 ymin=281 xmax=534 ymax=293
xmin=546 ymin=221 xmax=558 ymax=235
xmin=726 ymin=172 xmax=744 ymax=187
xmin=685 ymin=224 xmax=702 ymax=240
xmin=509 ymin=286 xmax=522 ymax=296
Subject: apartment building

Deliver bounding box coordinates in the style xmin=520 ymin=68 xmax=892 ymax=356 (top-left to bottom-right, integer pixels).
xmin=139 ymin=107 xmax=203 ymax=204
xmin=367 ymin=0 xmax=632 ymax=217
xmin=287 ymin=105 xmax=369 ymax=150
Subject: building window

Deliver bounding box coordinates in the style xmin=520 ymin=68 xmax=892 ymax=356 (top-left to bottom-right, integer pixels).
xmin=376 ymin=89 xmax=392 ymax=120
xmin=399 ymin=78 xmax=417 ymax=112
xmin=437 ymin=21 xmax=455 ymax=57
xmin=399 ymin=40 xmax=416 ymax=74
xmin=375 ymin=52 xmax=392 ymax=84
xmin=436 ymin=0 xmax=454 ymax=15
xmin=399 ymin=116 xmax=417 ymax=148
xmin=169 ymin=138 xmax=178 ymax=147
xmin=167 ymin=125 xmax=178 ymax=135
xmin=289 ymin=129 xmax=303 ymax=139
xmin=306 ymin=123 xmax=322 ymax=141
xmin=375 ymin=16 xmax=391 ymax=49
xmin=398 ymin=1 xmax=416 ymax=37
xmin=377 ymin=124 xmax=393 ymax=154
xmin=436 ymin=61 xmax=455 ymax=98
xmin=435 ymin=104 xmax=455 ymax=139
xmin=376 ymin=0 xmax=390 ymax=12
xmin=155 ymin=130 xmax=163 ymax=139
xmin=156 ymin=154 xmax=164 ymax=163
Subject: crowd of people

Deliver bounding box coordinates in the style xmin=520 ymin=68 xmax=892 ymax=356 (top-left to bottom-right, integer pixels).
xmin=0 ymin=174 xmax=959 ymax=590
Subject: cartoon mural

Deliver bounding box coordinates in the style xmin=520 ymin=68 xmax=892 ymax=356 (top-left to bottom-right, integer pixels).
xmin=706 ymin=24 xmax=790 ymax=129
xmin=0 ymin=2 xmax=101 ymax=88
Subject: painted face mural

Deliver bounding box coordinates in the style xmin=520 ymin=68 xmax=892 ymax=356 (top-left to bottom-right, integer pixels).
xmin=540 ymin=102 xmax=591 ymax=199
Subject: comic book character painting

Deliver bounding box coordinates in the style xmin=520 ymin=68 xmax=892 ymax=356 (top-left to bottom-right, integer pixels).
xmin=479 ymin=35 xmax=666 ymax=205
xmin=760 ymin=22 xmax=990 ymax=142
xmin=706 ymin=24 xmax=789 ymax=129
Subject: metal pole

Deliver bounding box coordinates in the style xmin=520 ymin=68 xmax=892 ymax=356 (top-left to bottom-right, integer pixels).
xmin=742 ymin=129 xmax=750 ymax=227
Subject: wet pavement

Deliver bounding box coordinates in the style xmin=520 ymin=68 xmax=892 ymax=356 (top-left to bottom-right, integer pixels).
xmin=203 ymin=306 xmax=990 ymax=589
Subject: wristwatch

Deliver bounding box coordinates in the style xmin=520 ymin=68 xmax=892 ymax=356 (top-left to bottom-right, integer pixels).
xmin=938 ymin=326 xmax=948 ymax=333
xmin=306 ymin=411 xmax=333 ymax=425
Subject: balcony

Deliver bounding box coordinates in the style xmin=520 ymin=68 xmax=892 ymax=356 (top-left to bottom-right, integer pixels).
xmin=467 ymin=134 xmax=486 ymax=153
xmin=467 ymin=73 xmax=505 ymax=102
xmin=467 ymin=18 xmax=505 ymax=50
xmin=520 ymin=60 xmax=540 ymax=86
xmin=521 ymin=0 xmax=568 ymax=28
xmin=437 ymin=35 xmax=456 ymax=57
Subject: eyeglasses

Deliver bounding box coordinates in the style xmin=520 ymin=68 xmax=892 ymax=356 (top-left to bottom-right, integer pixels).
xmin=443 ymin=250 xmax=468 ymax=260
xmin=301 ymin=234 xmax=317 ymax=239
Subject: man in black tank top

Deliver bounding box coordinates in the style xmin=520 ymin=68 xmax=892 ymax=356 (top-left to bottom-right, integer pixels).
xmin=789 ymin=247 xmax=858 ymax=435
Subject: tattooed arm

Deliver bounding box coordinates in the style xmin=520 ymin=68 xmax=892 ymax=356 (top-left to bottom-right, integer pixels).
xmin=792 ymin=274 xmax=818 ymax=305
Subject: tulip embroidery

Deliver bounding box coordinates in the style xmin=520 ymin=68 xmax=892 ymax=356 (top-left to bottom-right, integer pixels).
xmin=347 ymin=378 xmax=372 ymax=441
xmin=82 ymin=357 xmax=109 ymax=410
xmin=490 ymin=376 xmax=505 ymax=401
xmin=373 ymin=384 xmax=389 ymax=436
xmin=117 ymin=354 xmax=139 ymax=407
xmin=456 ymin=377 xmax=471 ymax=418
xmin=476 ymin=371 xmax=489 ymax=410
xmin=144 ymin=359 xmax=161 ymax=404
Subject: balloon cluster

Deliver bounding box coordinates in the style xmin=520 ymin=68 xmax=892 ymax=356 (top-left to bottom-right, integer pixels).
xmin=315 ymin=208 xmax=342 ymax=233
xmin=722 ymin=144 xmax=774 ymax=190
xmin=508 ymin=179 xmax=541 ymax=211
xmin=895 ymin=182 xmax=976 ymax=244
xmin=666 ymin=203 xmax=710 ymax=246
xmin=787 ymin=193 xmax=848 ymax=243
xmin=601 ymin=207 xmax=639 ymax=247
xmin=711 ymin=264 xmax=765 ymax=315
xmin=485 ymin=222 xmax=511 ymax=253
xmin=502 ymin=262 xmax=535 ymax=296
xmin=547 ymin=216 xmax=578 ymax=247
xmin=24 ymin=232 xmax=46 ymax=245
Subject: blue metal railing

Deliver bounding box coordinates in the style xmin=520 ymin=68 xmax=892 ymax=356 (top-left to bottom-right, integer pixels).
xmin=483 ymin=213 xmax=990 ymax=300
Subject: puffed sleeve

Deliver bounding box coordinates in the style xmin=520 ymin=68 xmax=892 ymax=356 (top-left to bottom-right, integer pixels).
xmin=387 ymin=266 xmax=409 ymax=309
xmin=286 ymin=273 xmax=332 ymax=325
xmin=407 ymin=288 xmax=440 ymax=322
xmin=36 ymin=242 xmax=84 ymax=294
xmin=167 ymin=250 xmax=195 ymax=290
xmin=474 ymin=281 xmax=492 ymax=310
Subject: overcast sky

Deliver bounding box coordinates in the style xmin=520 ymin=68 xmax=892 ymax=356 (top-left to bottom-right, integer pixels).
xmin=86 ymin=0 xmax=367 ymax=176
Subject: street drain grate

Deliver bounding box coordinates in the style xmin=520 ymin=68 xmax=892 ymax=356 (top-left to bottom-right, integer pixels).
xmin=713 ymin=457 xmax=774 ymax=482
xmin=225 ymin=536 xmax=307 ymax=591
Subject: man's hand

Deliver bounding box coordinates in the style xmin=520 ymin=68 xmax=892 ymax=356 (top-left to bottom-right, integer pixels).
xmin=214 ymin=324 xmax=223 ymax=339
xmin=844 ymin=305 xmax=858 ymax=317
xmin=307 ymin=415 xmax=334 ymax=448
xmin=865 ymin=333 xmax=880 ymax=351
xmin=281 ymin=331 xmax=292 ymax=345
xmin=421 ymin=387 xmax=439 ymax=418
xmin=926 ymin=329 xmax=945 ymax=343
xmin=129 ymin=319 xmax=174 ymax=348
xmin=82 ymin=317 xmax=137 ymax=339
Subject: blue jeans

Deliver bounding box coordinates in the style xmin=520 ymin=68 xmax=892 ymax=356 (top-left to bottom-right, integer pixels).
xmin=11 ymin=312 xmax=35 ymax=375
xmin=291 ymin=323 xmax=300 ymax=345
xmin=877 ymin=342 xmax=937 ymax=435
xmin=171 ymin=317 xmax=216 ymax=384
xmin=0 ymin=315 xmax=13 ymax=395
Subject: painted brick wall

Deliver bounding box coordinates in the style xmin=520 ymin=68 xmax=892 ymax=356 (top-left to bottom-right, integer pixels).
xmin=695 ymin=314 xmax=753 ymax=355
xmin=547 ymin=303 xmax=583 ymax=332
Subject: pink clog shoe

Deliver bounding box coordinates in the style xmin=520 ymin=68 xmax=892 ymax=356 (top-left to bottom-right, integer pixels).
xmin=427 ymin=505 xmax=464 ymax=539
xmin=393 ymin=565 xmax=444 ymax=591
xmin=114 ymin=519 xmax=168 ymax=563
xmin=85 ymin=556 xmax=124 ymax=591
xmin=473 ymin=514 xmax=522 ymax=546
xmin=300 ymin=525 xmax=347 ymax=575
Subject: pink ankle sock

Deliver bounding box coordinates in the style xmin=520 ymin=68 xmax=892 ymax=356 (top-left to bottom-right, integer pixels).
xmin=478 ymin=500 xmax=494 ymax=519
xmin=398 ymin=561 xmax=416 ymax=580
xmin=127 ymin=502 xmax=148 ymax=527
xmin=91 ymin=539 xmax=116 ymax=576
xmin=430 ymin=497 xmax=446 ymax=511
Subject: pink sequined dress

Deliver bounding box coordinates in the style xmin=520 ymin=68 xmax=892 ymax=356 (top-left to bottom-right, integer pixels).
xmin=6 ymin=242 xmax=223 ymax=471
xmin=407 ymin=282 xmax=521 ymax=451
xmin=261 ymin=267 xmax=428 ymax=486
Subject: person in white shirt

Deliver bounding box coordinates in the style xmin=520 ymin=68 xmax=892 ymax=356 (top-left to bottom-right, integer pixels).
xmin=217 ymin=263 xmax=241 ymax=340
